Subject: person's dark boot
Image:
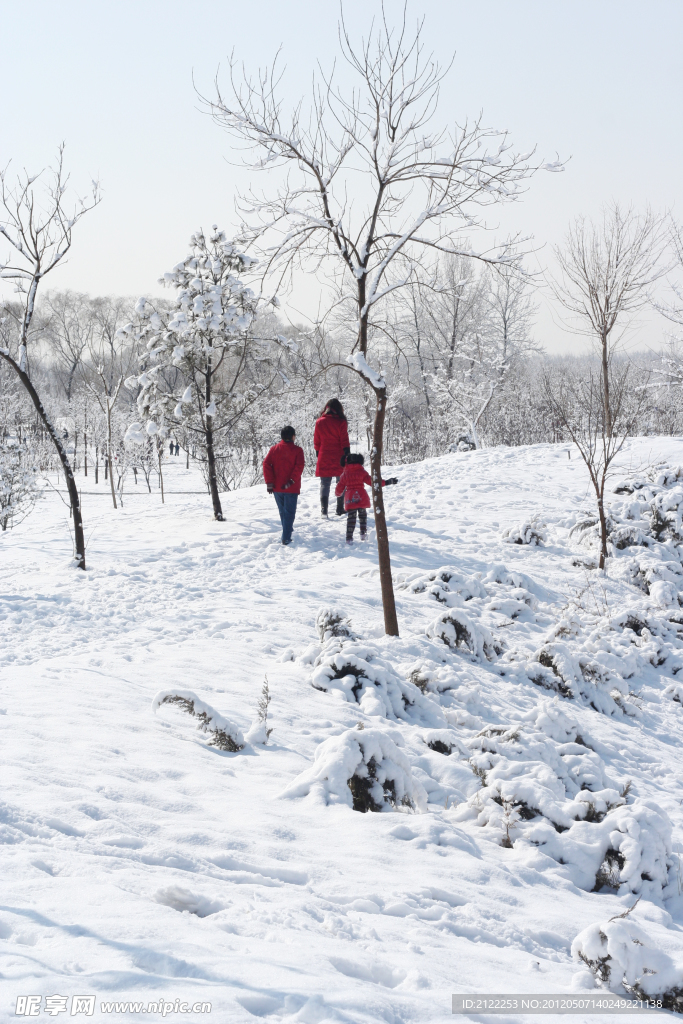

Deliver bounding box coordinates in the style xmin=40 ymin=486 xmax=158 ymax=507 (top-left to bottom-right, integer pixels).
xmin=321 ymin=498 xmax=329 ymax=518
xmin=335 ymin=496 xmax=345 ymax=516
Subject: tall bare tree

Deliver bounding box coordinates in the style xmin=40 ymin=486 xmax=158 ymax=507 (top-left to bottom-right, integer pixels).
xmin=0 ymin=148 xmax=100 ymax=568
xmin=550 ymin=204 xmax=666 ymax=437
xmin=543 ymin=361 xmax=647 ymax=570
xmin=43 ymin=290 xmax=94 ymax=400
xmin=82 ymin=297 xmax=137 ymax=509
xmin=204 ymin=6 xmax=559 ymax=634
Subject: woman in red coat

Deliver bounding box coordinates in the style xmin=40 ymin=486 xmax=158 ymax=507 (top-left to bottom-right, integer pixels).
xmin=313 ymin=398 xmax=350 ymax=517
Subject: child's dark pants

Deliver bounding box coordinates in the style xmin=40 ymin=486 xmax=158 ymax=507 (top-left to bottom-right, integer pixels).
xmin=346 ymin=507 xmax=367 ymax=540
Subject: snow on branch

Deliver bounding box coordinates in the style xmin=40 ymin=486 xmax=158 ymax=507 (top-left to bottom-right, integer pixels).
xmin=153 ymin=689 xmax=245 ymax=752
xmin=348 ymin=352 xmax=385 ymax=390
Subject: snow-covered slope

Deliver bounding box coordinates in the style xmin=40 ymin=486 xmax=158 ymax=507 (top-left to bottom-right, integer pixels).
xmin=1 ymin=439 xmax=683 ymax=1022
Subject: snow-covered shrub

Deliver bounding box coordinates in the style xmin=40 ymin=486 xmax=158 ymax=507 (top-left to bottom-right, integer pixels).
xmin=454 ymin=699 xmax=674 ymax=897
xmin=315 ymin=606 xmax=356 ymax=642
xmin=449 ymin=433 xmax=476 ymax=452
xmin=397 ymin=566 xmax=487 ymax=604
xmin=246 ymin=677 xmax=273 ymax=746
xmin=573 ymin=915 xmax=683 ymax=1010
xmin=311 ymin=638 xmax=445 ymax=726
xmin=664 ymin=681 xmax=683 ymax=704
xmin=502 ymin=516 xmax=547 ymax=546
xmin=419 ymin=728 xmax=469 ymax=758
xmin=527 ymin=640 xmax=632 ymax=716
xmin=152 ymin=690 xmax=244 ymax=751
xmin=426 ymin=607 xmax=500 ymax=660
xmin=281 ymin=727 xmax=427 ymax=813
xmin=575 ymin=464 xmax=683 ymax=560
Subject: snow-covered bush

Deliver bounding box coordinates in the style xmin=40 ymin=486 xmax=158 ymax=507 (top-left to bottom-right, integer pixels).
xmin=282 ymin=727 xmax=427 ymax=813
xmin=397 ymin=566 xmax=487 ymax=604
xmin=571 ymin=464 xmax=683 ymax=560
xmin=245 ymin=677 xmax=273 ymax=746
xmin=152 ymin=690 xmax=244 ymax=751
xmin=400 ymin=563 xmax=537 ymax=658
xmin=312 ymin=638 xmax=445 ymax=726
xmin=526 ymin=639 xmax=633 ymax=716
xmin=573 ymin=915 xmax=683 ymax=1010
xmin=426 ymin=607 xmax=500 ymax=660
xmin=502 ymin=516 xmax=547 ymax=546
xmin=0 ymin=438 xmax=39 ymax=531
xmin=315 ymin=606 xmax=356 ymax=642
xmin=454 ymin=699 xmax=674 ymax=897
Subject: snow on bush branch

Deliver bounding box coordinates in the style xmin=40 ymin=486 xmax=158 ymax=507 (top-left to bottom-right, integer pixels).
xmin=282 ymin=726 xmax=427 ymax=814
xmin=152 ymin=689 xmax=244 ymax=752
xmin=573 ymin=912 xmax=683 ymax=1010
xmin=502 ymin=516 xmax=547 ymax=546
xmin=453 ymin=699 xmax=674 ymax=899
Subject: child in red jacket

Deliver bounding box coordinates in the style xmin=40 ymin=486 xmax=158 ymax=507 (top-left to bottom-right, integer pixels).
xmin=335 ymin=453 xmax=398 ymax=543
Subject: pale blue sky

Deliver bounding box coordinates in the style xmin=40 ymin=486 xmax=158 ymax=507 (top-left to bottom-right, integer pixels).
xmin=1 ymin=0 xmax=681 ymax=351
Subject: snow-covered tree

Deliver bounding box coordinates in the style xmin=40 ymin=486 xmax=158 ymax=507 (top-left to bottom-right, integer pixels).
xmin=125 ymin=228 xmax=280 ymax=520
xmin=0 ymin=437 xmax=39 ymax=531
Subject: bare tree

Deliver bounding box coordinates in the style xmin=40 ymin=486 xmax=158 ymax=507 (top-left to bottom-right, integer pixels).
xmin=543 ymin=361 xmax=647 ymax=570
xmin=43 ymin=290 xmax=94 ymax=400
xmin=82 ymin=297 xmax=137 ymax=509
xmin=0 ymin=148 xmax=100 ymax=568
xmin=550 ymin=204 xmax=666 ymax=437
xmin=204 ymin=7 xmax=559 ymax=634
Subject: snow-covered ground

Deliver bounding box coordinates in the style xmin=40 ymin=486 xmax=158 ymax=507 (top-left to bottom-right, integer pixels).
xmin=2 ymin=439 xmax=683 ymax=1023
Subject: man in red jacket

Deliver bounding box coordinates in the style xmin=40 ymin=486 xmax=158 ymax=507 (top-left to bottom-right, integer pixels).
xmin=262 ymin=426 xmax=305 ymax=545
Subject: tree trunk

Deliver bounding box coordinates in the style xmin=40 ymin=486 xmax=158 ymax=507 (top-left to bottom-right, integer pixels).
xmin=158 ymin=447 xmax=165 ymax=503
xmin=597 ymin=494 xmax=608 ymax=570
xmin=0 ymin=354 xmax=86 ymax=569
xmin=84 ymin=430 xmax=88 ymax=476
xmin=370 ymin=387 xmax=399 ymax=636
xmin=106 ymin=410 xmax=117 ymax=509
xmin=205 ymin=367 xmax=224 ymax=521
xmin=205 ymin=424 xmax=224 ymax=520
xmin=601 ymin=331 xmax=612 ymax=438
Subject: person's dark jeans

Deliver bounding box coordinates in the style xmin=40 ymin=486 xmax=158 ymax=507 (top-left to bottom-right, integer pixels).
xmin=319 ymin=476 xmax=343 ymax=515
xmin=274 ymin=492 xmax=298 ymax=543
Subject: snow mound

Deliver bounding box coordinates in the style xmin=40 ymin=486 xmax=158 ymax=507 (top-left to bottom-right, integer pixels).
xmin=282 ymin=727 xmax=428 ymax=813
xmin=453 ymin=699 xmax=674 ymax=897
xmin=311 ymin=638 xmax=445 ymax=726
xmin=152 ymin=689 xmax=244 ymax=751
xmin=502 ymin=516 xmax=547 ymax=546
xmin=573 ymin=913 xmax=683 ymax=1010
xmin=154 ymin=886 xmax=224 ymax=918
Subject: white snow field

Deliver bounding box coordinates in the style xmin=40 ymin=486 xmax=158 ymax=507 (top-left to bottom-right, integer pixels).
xmin=2 ymin=439 xmax=683 ymax=1023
